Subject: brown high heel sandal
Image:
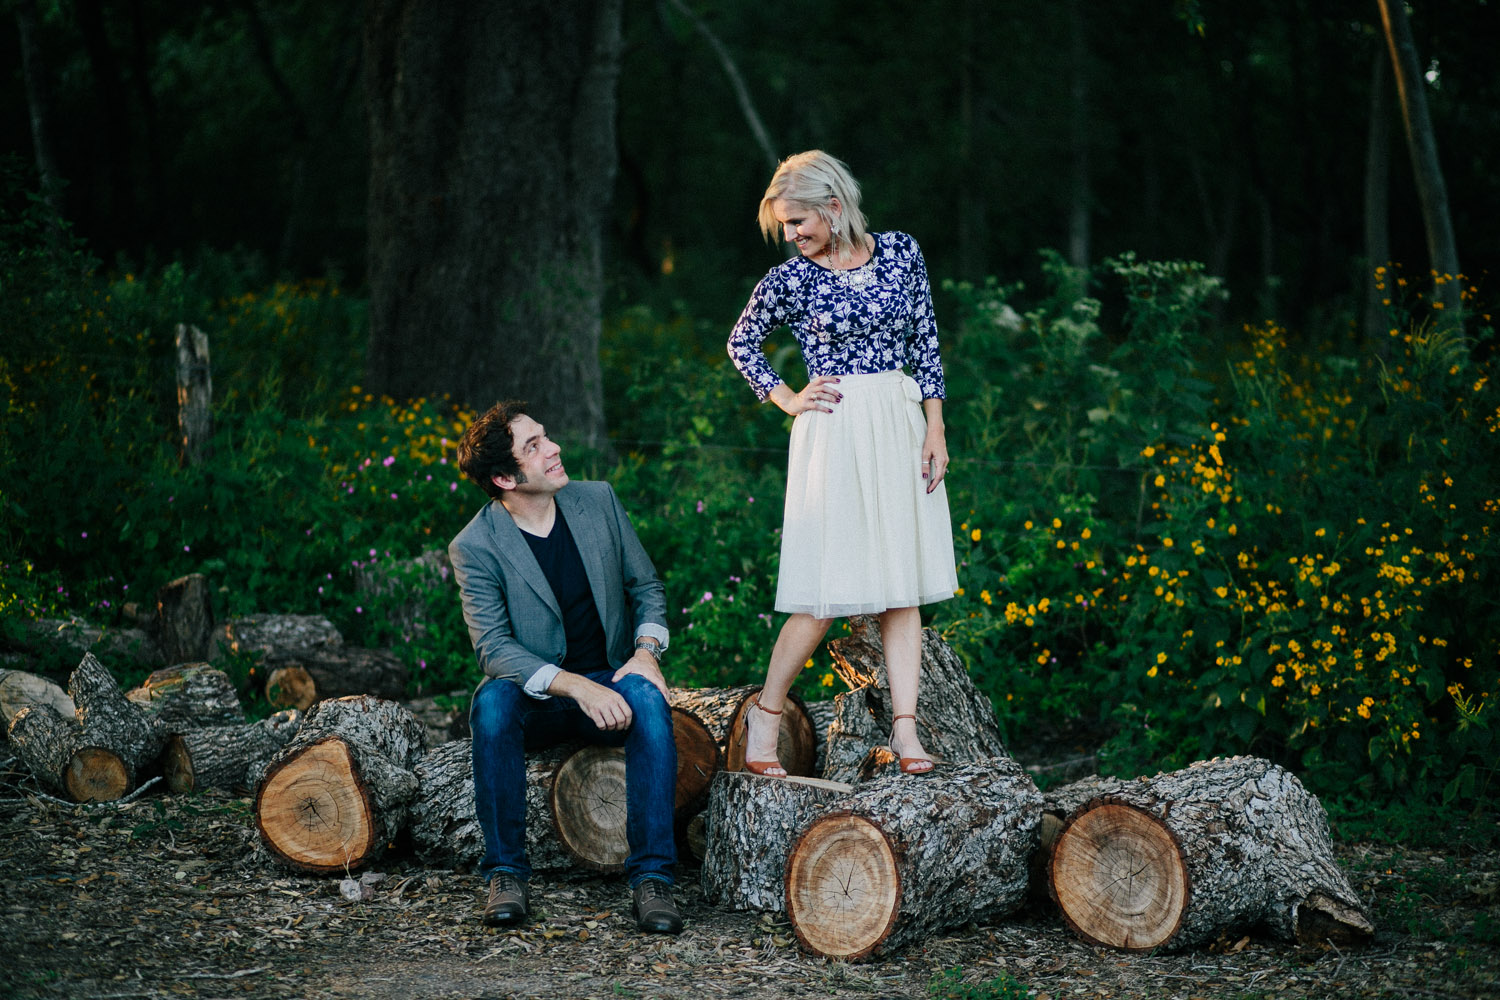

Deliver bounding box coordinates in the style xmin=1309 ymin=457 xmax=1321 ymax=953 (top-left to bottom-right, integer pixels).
xmin=741 ymin=698 xmax=787 ymax=777
xmin=890 ymin=714 xmax=935 ymax=774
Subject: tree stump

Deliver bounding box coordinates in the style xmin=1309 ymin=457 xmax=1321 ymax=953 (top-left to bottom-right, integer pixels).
xmin=127 ymin=664 xmax=245 ymax=727
xmin=699 ymin=771 xmax=856 ymax=913
xmin=1049 ymin=756 xmax=1376 ymax=951
xmin=667 ymin=685 xmax=818 ymax=776
xmin=821 ymin=618 xmax=1008 ymax=781
xmin=155 ymin=573 xmax=214 ymax=664
xmin=785 ymin=758 xmax=1042 ymax=960
xmin=68 ymin=653 xmax=168 ymax=801
xmin=6 ymin=703 xmax=81 ymax=794
xmin=0 ymin=669 xmax=75 ymax=730
xmin=254 ymin=695 xmax=427 ymax=873
xmin=163 ymin=709 xmax=303 ymax=794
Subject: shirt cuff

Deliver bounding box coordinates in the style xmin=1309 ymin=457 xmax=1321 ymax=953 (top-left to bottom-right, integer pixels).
xmin=636 ymin=623 xmax=669 ymax=651
xmin=523 ymin=664 xmax=562 ymax=699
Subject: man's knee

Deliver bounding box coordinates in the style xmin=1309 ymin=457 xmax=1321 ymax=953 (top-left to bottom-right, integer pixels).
xmin=616 ymin=676 xmax=670 ymax=729
xmin=470 ymin=679 xmax=523 ymax=741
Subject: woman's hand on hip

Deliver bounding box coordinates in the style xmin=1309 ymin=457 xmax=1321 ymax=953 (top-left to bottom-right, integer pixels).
xmin=771 ymin=377 xmax=843 ymax=416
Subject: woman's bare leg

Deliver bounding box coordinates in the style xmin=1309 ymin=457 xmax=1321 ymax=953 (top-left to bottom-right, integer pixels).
xmin=746 ymin=613 xmax=833 ymax=765
xmin=879 ymin=606 xmax=931 ymax=764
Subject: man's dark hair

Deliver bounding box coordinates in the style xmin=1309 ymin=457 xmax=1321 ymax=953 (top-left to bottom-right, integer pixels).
xmin=457 ymin=400 xmax=529 ymax=500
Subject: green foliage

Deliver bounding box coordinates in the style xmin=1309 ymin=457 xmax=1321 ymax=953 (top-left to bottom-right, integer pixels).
xmin=927 ymin=966 xmax=1031 ymax=1000
xmin=3 ymin=186 xmax=1495 ymax=811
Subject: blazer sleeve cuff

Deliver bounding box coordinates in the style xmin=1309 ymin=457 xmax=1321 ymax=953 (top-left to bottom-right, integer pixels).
xmin=522 ymin=663 xmax=562 ymax=699
xmin=636 ymin=623 xmax=669 ymax=651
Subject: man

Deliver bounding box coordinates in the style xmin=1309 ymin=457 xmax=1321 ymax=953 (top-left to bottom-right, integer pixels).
xmin=450 ymin=400 xmax=681 ymax=934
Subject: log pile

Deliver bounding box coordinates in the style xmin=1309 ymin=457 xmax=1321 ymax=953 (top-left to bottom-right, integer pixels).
xmin=667 ymin=685 xmax=818 ymax=777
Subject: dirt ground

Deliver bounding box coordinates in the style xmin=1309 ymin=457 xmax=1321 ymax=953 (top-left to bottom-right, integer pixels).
xmin=2 ymin=760 xmax=1496 ymax=1000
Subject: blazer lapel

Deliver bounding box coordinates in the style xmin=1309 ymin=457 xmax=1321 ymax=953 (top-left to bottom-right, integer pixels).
xmin=484 ymin=501 xmax=561 ymax=619
xmin=557 ymin=488 xmax=616 ymax=630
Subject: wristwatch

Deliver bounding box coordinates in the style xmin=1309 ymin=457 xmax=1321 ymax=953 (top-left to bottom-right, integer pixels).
xmin=634 ymin=638 xmax=662 ymax=661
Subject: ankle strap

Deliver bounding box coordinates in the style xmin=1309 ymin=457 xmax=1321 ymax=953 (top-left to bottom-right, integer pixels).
xmin=754 ymin=698 xmax=783 ymax=716
xmin=893 ymin=714 xmax=916 ymax=722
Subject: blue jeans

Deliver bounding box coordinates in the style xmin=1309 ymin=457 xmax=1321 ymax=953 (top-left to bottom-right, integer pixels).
xmin=470 ymin=671 xmax=677 ymax=887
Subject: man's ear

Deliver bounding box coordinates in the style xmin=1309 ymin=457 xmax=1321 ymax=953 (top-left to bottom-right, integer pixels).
xmin=491 ymin=473 xmax=516 ymax=493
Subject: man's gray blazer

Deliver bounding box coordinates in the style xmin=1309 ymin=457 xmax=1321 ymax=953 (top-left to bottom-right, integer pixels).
xmin=448 ymin=480 xmax=669 ymax=690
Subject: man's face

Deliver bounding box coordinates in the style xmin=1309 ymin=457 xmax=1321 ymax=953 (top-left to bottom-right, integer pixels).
xmin=494 ymin=414 xmax=568 ymax=496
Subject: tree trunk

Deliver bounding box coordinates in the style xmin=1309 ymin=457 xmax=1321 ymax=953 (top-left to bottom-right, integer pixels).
xmin=174 ymin=325 xmax=213 ymax=468
xmin=163 ymin=709 xmax=303 ymax=794
xmin=785 ymin=758 xmax=1041 ymax=960
xmin=822 ymin=619 xmax=1008 ymax=782
xmin=155 ymin=573 xmax=214 ymax=665
xmin=1364 ymin=46 xmax=1393 ymax=344
xmin=254 ymin=696 xmax=428 ymax=873
xmin=699 ymin=771 xmax=856 ymax=913
xmin=1376 ymin=0 xmax=1462 ymax=316
xmin=219 ymin=614 xmax=344 ymax=661
xmin=363 ymin=0 xmax=622 ymax=443
xmin=1066 ymin=0 xmax=1091 ymax=269
xmin=127 ymin=663 xmax=244 ymax=727
xmin=6 ymin=703 xmax=81 ymax=794
xmin=14 ymin=0 xmax=64 ymax=227
xmin=264 ymin=647 xmax=410 ymax=707
xmin=1049 ymin=756 xmax=1375 ymax=952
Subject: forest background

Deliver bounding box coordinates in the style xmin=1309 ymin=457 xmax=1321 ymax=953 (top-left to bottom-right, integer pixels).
xmin=0 ymin=0 xmax=1495 ymax=836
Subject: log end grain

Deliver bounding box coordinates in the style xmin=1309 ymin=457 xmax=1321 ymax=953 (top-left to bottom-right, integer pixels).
xmin=65 ymin=747 xmax=132 ymax=802
xmin=551 ymin=745 xmax=628 ymax=872
xmin=1051 ymin=802 xmax=1188 ymax=951
xmin=256 ymin=736 xmax=375 ymax=873
xmin=670 ymin=706 xmax=721 ymax=816
xmin=785 ymin=811 xmax=901 ymax=961
xmin=162 ymin=734 xmax=195 ymax=794
xmin=266 ymin=665 xmax=318 ymax=711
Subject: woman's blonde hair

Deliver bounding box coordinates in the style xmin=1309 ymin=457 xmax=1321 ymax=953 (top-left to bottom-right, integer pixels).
xmin=756 ymin=150 xmax=869 ymax=253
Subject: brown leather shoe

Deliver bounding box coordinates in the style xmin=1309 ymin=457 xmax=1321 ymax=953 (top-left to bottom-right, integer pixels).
xmin=483 ymin=873 xmax=529 ymax=926
xmin=632 ymin=877 xmax=683 ymax=935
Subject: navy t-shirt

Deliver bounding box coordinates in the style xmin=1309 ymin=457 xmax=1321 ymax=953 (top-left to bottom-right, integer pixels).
xmin=520 ymin=508 xmax=610 ymax=673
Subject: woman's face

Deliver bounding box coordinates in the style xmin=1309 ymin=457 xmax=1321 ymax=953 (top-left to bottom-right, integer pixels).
xmin=772 ymin=198 xmax=838 ymax=258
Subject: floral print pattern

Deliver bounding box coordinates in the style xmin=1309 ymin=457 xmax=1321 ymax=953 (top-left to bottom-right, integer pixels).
xmin=727 ymin=231 xmax=945 ymax=401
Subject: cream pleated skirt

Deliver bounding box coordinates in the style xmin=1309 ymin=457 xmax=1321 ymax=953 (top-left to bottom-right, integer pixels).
xmin=775 ymin=370 xmax=958 ymax=618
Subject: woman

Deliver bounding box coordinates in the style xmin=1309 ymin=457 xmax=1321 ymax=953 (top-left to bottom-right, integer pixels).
xmin=727 ymin=150 xmax=957 ymax=776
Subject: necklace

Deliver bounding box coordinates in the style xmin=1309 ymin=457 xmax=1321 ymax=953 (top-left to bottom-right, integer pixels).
xmin=824 ymin=236 xmax=877 ymax=290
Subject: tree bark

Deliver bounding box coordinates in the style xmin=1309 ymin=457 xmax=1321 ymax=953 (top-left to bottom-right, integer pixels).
xmin=126 ymin=664 xmax=244 ymax=728
xmin=6 ymin=703 xmax=81 ymax=794
xmin=0 ymin=669 xmax=75 ymax=730
xmin=155 ymin=573 xmax=214 ymax=664
xmin=822 ymin=619 xmax=1008 ymax=782
xmin=163 ymin=709 xmax=303 ymax=795
xmin=69 ymin=652 xmax=168 ymax=801
xmin=1048 ymin=756 xmax=1374 ymax=952
xmin=699 ymin=771 xmax=856 ymax=913
xmin=264 ymin=647 xmax=410 ymax=706
xmin=363 ymin=0 xmax=622 ymax=443
xmin=785 ymin=758 xmax=1041 ymax=960
xmin=254 ymin=696 xmax=428 ymax=873
xmin=1376 ymin=0 xmax=1462 ymax=316
xmin=14 ymin=0 xmax=64 ymax=227
xmin=173 ymin=325 xmax=213 ymax=468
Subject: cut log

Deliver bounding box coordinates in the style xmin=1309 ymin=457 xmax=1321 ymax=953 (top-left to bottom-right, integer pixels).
xmin=822 ymin=618 xmax=1008 ymax=781
xmin=667 ymin=685 xmax=817 ymax=776
xmin=264 ymin=647 xmax=410 ymax=705
xmin=0 ymin=669 xmax=75 ymax=730
xmin=6 ymin=703 xmax=82 ymax=793
xmin=127 ymin=663 xmax=245 ymax=727
xmin=155 ymin=573 xmax=214 ymax=664
xmin=671 ymin=705 xmax=720 ymax=817
xmin=218 ymin=614 xmax=344 ymax=661
xmin=265 ymin=665 xmax=318 ymax=711
xmin=23 ymin=617 xmax=162 ymax=669
xmin=784 ymin=758 xmax=1042 ymax=960
xmin=401 ymin=690 xmax=470 ymax=748
xmin=699 ymin=771 xmax=856 ymax=913
xmin=68 ymin=653 xmax=168 ymax=801
xmin=408 ymin=740 xmax=598 ymax=874
xmin=803 ymin=698 xmax=834 ymax=775
xmin=254 ymin=695 xmax=427 ymax=873
xmin=163 ymin=709 xmax=303 ymax=794
xmin=1049 ymin=756 xmax=1375 ymax=952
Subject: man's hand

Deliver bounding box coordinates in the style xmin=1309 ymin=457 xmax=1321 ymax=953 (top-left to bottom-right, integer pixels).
xmin=547 ymin=672 xmax=633 ymax=731
xmin=613 ymin=647 xmax=669 ymax=701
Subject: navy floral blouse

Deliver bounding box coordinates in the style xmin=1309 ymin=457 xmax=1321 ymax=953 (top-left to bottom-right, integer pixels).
xmin=727 ymin=231 xmax=945 ymax=402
